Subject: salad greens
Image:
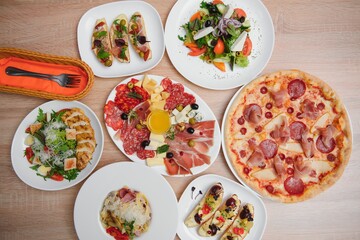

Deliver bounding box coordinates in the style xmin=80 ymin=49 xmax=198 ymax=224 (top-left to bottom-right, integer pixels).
xmin=179 ymin=0 xmax=252 ymax=72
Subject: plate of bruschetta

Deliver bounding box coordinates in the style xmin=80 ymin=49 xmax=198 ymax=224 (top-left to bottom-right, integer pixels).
xmin=178 ymin=174 xmax=267 ymax=240
xmin=77 ymin=1 xmax=165 ymax=78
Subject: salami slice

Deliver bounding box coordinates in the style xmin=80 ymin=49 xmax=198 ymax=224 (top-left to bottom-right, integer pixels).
xmin=104 ymin=100 xmax=124 ymax=131
xmin=259 ymin=139 xmax=278 ymax=159
xmin=243 ymin=104 xmax=262 ymax=124
xmin=316 ymin=136 xmax=336 ymax=153
xmin=137 ymin=149 xmax=155 ymax=159
xmin=289 ymin=121 xmax=306 ymax=141
xmin=284 ymin=176 xmax=305 ymax=195
xmin=288 ymin=79 xmax=306 ymax=100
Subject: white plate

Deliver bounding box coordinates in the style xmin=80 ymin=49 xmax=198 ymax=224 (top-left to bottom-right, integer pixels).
xmin=77 ymin=1 xmax=165 ymax=78
xmin=104 ymin=74 xmax=221 ymax=177
xmin=165 ymin=0 xmax=274 ymax=90
xmin=177 ymin=174 xmax=267 ymax=240
xmin=74 ymin=162 xmax=178 ymax=240
xmin=11 ymin=100 xmax=104 ymax=191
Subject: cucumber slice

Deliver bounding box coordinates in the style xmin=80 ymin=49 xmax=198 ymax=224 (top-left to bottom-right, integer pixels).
xmin=242 ymin=19 xmax=251 ymax=29
xmin=199 ymin=8 xmax=209 ymax=16
xmin=216 ymin=4 xmax=227 ymax=14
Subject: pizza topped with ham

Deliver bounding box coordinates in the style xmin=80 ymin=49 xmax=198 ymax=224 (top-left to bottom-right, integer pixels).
xmin=224 ymin=70 xmax=352 ymax=202
xmin=104 ymin=75 xmax=218 ymax=176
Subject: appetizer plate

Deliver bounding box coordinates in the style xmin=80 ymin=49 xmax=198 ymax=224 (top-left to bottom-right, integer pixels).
xmin=11 ymin=100 xmax=104 ymax=191
xmin=77 ymin=1 xmax=165 ymax=78
xmin=165 ymin=0 xmax=274 ymax=90
xmin=177 ymin=174 xmax=267 ymax=240
xmin=104 ymin=74 xmax=222 ymax=177
xmin=74 ymin=162 xmax=178 ymax=240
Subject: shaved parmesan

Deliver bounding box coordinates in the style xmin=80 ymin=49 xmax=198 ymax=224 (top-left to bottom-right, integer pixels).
xmin=311 ymin=112 xmax=330 ymax=133
xmin=279 ymin=142 xmax=303 ymax=153
xmin=310 ymin=160 xmax=333 ymax=174
xmin=251 ymin=168 xmax=278 ymax=181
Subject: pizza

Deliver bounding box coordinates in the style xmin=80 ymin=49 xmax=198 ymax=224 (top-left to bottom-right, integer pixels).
xmin=224 ymin=69 xmax=352 ymax=203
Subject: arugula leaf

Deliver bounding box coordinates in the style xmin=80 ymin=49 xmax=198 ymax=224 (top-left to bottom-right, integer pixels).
xmin=123 ymin=220 xmax=135 ymax=238
xmin=95 ymin=31 xmax=107 ymax=38
xmin=120 ymin=47 xmax=127 ymax=60
xmin=36 ymin=108 xmax=46 ymax=122
xmin=30 ymin=165 xmax=41 ymax=171
xmin=178 ymin=35 xmax=186 ymax=41
xmin=114 ymin=29 xmax=123 ymax=38
xmin=196 ymin=37 xmax=207 ymax=48
xmin=156 ymin=144 xmax=169 ymax=154
xmin=97 ymin=49 xmax=110 ymax=59
xmin=127 ymin=92 xmax=143 ymax=100
xmin=200 ymin=1 xmax=208 ymax=8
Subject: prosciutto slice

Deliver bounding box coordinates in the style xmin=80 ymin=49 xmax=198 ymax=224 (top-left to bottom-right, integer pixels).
xmin=270 ymin=89 xmax=287 ymax=108
xmin=270 ymin=118 xmax=290 ymax=145
xmin=274 ymin=155 xmax=286 ymax=177
xmin=299 ymin=99 xmax=320 ymax=120
xmin=247 ymin=149 xmax=266 ymax=168
xmin=299 ymin=130 xmax=315 ymax=158
xmin=317 ymin=124 xmax=337 ymax=149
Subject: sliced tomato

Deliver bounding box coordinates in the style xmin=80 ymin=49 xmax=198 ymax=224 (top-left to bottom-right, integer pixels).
xmin=213 ymin=61 xmax=226 ymax=72
xmin=242 ymin=36 xmax=252 ymax=56
xmin=202 ymin=204 xmax=211 ymax=214
xmin=106 ymin=227 xmax=129 ymax=240
xmin=213 ymin=0 xmax=224 ymax=4
xmin=190 ymin=11 xmax=201 ymax=22
xmin=234 ymin=8 xmax=247 ymax=18
xmin=51 ymin=173 xmax=64 ymax=181
xmin=213 ymin=39 xmax=225 ymax=55
xmin=188 ymin=47 xmax=206 ymax=56
xmin=144 ymin=50 xmax=151 ymax=61
xmin=216 ymin=216 xmax=225 ymax=222
xmin=25 ymin=147 xmax=34 ymax=163
xmin=95 ymin=21 xmax=105 ymax=29
xmin=184 ymin=42 xmax=198 ymax=48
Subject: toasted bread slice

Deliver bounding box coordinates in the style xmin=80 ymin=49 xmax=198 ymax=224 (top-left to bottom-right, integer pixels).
xmin=199 ymin=194 xmax=241 ymax=237
xmin=184 ymin=183 xmax=224 ymax=228
xmin=220 ymin=203 xmax=255 ymax=240
xmin=128 ymin=12 xmax=152 ymax=61
xmin=110 ymin=14 xmax=130 ymax=63
xmin=92 ymin=18 xmax=113 ymax=67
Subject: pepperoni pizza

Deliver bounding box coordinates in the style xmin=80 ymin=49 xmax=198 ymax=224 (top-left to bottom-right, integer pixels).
xmin=224 ymin=70 xmax=352 ymax=203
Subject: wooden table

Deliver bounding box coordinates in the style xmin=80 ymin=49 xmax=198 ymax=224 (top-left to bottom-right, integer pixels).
xmin=1 ymin=0 xmax=360 ymax=239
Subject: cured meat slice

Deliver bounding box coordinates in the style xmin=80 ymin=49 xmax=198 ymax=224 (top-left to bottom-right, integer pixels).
xmin=270 ymin=118 xmax=290 ymax=145
xmin=289 ymin=121 xmax=306 ymax=141
xmin=274 ymin=155 xmax=286 ymax=177
xmin=247 ymin=149 xmax=265 ymax=168
xmin=284 ymin=176 xmax=305 ymax=195
xmin=136 ymin=149 xmax=155 ymax=160
xmin=316 ymin=135 xmax=335 ymax=153
xmin=122 ymin=128 xmax=151 ymax=155
xmin=243 ymin=104 xmax=262 ymax=124
xmin=104 ymin=100 xmax=124 ymax=131
xmin=317 ymin=125 xmax=337 ymax=149
xmin=164 ymin=159 xmax=190 ymax=175
xmin=270 ymin=89 xmax=287 ymax=108
xmin=259 ymin=139 xmax=278 ymax=159
xmin=298 ymin=99 xmax=320 ymax=120
xmin=300 ymin=133 xmax=315 ymax=158
xmin=161 ymin=78 xmax=196 ymax=110
xmin=288 ymin=79 xmax=306 ymax=100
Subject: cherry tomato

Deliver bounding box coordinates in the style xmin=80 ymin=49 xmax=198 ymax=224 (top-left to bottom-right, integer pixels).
xmin=51 ymin=173 xmax=64 ymax=181
xmin=216 ymin=216 xmax=225 ymax=222
xmin=106 ymin=227 xmax=129 ymax=240
xmin=25 ymin=147 xmax=34 ymax=163
xmin=234 ymin=8 xmax=247 ymax=18
xmin=242 ymin=36 xmax=252 ymax=56
xmin=214 ymin=39 xmax=225 ymax=55
xmin=233 ymin=227 xmax=245 ymax=235
xmin=188 ymin=47 xmax=206 ymax=56
xmin=202 ymin=204 xmax=211 ymax=214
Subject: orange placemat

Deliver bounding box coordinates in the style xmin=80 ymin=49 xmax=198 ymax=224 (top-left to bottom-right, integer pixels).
xmin=0 ymin=57 xmax=88 ymax=96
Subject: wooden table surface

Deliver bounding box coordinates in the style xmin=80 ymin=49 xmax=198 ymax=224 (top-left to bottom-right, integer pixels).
xmin=1 ymin=0 xmax=360 ymax=239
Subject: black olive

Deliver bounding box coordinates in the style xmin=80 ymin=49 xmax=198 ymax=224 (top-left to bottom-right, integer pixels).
xmin=240 ymin=16 xmax=245 ymax=23
xmin=191 ymin=103 xmax=199 ymax=110
xmin=120 ymin=113 xmax=128 ymax=120
xmin=187 ymin=127 xmax=195 ymax=134
xmin=248 ymin=216 xmax=254 ymax=222
xmin=204 ymin=20 xmax=212 ymax=27
xmin=115 ymin=38 xmax=125 ymax=47
xmin=137 ymin=35 xmax=149 ymax=44
xmin=209 ymin=224 xmax=218 ymax=236
xmin=94 ymin=39 xmax=101 ymax=48
xmin=240 ymin=209 xmax=247 ymax=219
xmin=210 ymin=185 xmax=222 ymax=195
xmin=226 ymin=197 xmax=236 ymax=208
xmin=210 ymin=39 xmax=217 ymax=47
xmin=166 ymin=152 xmax=174 ymax=158
xmin=227 ymin=236 xmax=234 ymax=240
xmin=140 ymin=140 xmax=150 ymax=148
xmin=194 ymin=213 xmax=202 ymax=224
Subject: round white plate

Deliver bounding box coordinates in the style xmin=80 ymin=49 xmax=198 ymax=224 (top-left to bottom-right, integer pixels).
xmin=104 ymin=74 xmax=221 ymax=177
xmin=11 ymin=100 xmax=104 ymax=191
xmin=77 ymin=1 xmax=165 ymax=78
xmin=165 ymin=0 xmax=274 ymax=90
xmin=74 ymin=162 xmax=178 ymax=240
xmin=177 ymin=174 xmax=267 ymax=240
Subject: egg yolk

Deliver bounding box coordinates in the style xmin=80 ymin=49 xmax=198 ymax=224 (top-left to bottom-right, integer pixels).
xmin=147 ymin=109 xmax=171 ymax=134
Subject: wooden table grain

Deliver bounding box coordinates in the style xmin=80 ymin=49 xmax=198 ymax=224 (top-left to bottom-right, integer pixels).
xmin=1 ymin=0 xmax=360 ymax=239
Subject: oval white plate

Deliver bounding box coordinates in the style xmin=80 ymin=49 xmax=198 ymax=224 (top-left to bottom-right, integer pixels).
xmin=11 ymin=100 xmax=104 ymax=191
xmin=177 ymin=174 xmax=267 ymax=240
xmin=77 ymin=1 xmax=165 ymax=78
xmin=74 ymin=162 xmax=178 ymax=240
xmin=165 ymin=0 xmax=274 ymax=90
xmin=104 ymin=74 xmax=221 ymax=177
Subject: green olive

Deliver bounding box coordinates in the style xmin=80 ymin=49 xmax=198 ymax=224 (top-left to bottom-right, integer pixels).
xmin=131 ymin=24 xmax=138 ymax=30
xmin=176 ymin=104 xmax=184 ymax=112
xmin=189 ymin=118 xmax=196 ymax=125
xmin=139 ymin=52 xmax=144 ymax=58
xmin=104 ymin=59 xmax=112 ymax=67
xmin=127 ymin=82 xmax=134 ymax=89
xmin=120 ymin=19 xmax=126 ymax=26
xmin=136 ymin=123 xmax=143 ymax=130
xmin=188 ymin=140 xmax=195 ymax=147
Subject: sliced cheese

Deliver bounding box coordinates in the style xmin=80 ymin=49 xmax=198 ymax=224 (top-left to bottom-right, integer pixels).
xmin=150 ymin=93 xmax=162 ymax=102
xmin=251 ymin=168 xmax=278 ymax=181
xmin=145 ymin=133 xmax=165 ymax=150
xmin=223 ymin=5 xmax=234 ymax=19
xmin=146 ymin=157 xmax=165 ymax=166
xmin=230 ymin=31 xmax=247 ymax=51
xmin=279 ymin=142 xmax=303 ymax=153
xmin=161 ymin=91 xmax=170 ymax=100
xmin=150 ymin=133 xmax=165 ymax=142
xmin=193 ymin=27 xmax=214 ymax=40
xmin=142 ymin=75 xmax=157 ymax=93
xmin=310 ymin=112 xmax=330 ymax=133
xmin=310 ymin=160 xmax=333 ymax=174
xmin=153 ymin=86 xmax=164 ymax=94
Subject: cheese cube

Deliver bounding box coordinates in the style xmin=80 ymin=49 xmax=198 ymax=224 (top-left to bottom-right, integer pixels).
xmin=175 ymin=112 xmax=189 ymax=123
xmin=66 ymin=128 xmax=77 ymax=140
xmin=161 ymin=91 xmax=170 ymax=100
xmin=172 ymin=109 xmax=179 ymax=116
xmin=170 ymin=116 xmax=176 ymax=125
xmin=150 ymin=100 xmax=166 ymax=111
xmin=182 ymin=105 xmax=192 ymax=113
xmin=153 ymin=86 xmax=164 ymax=94
xmin=150 ymin=93 xmax=163 ymax=103
xmin=134 ymin=80 xmax=143 ymax=87
xmin=142 ymin=75 xmax=157 ymax=93
xmin=187 ymin=110 xmax=197 ymax=118
xmin=150 ymin=133 xmax=165 ymax=142
xmin=146 ymin=157 xmax=165 ymax=166
xmin=64 ymin=157 xmax=77 ymax=171
xmin=194 ymin=112 xmax=203 ymax=121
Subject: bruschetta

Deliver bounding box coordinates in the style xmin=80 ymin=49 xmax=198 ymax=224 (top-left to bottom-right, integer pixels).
xmin=198 ymin=194 xmax=241 ymax=237
xmin=110 ymin=14 xmax=130 ymax=63
xmin=92 ymin=18 xmax=113 ymax=67
xmin=220 ymin=203 xmax=255 ymax=240
xmin=128 ymin=12 xmax=152 ymax=61
xmin=184 ymin=183 xmax=224 ymax=228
